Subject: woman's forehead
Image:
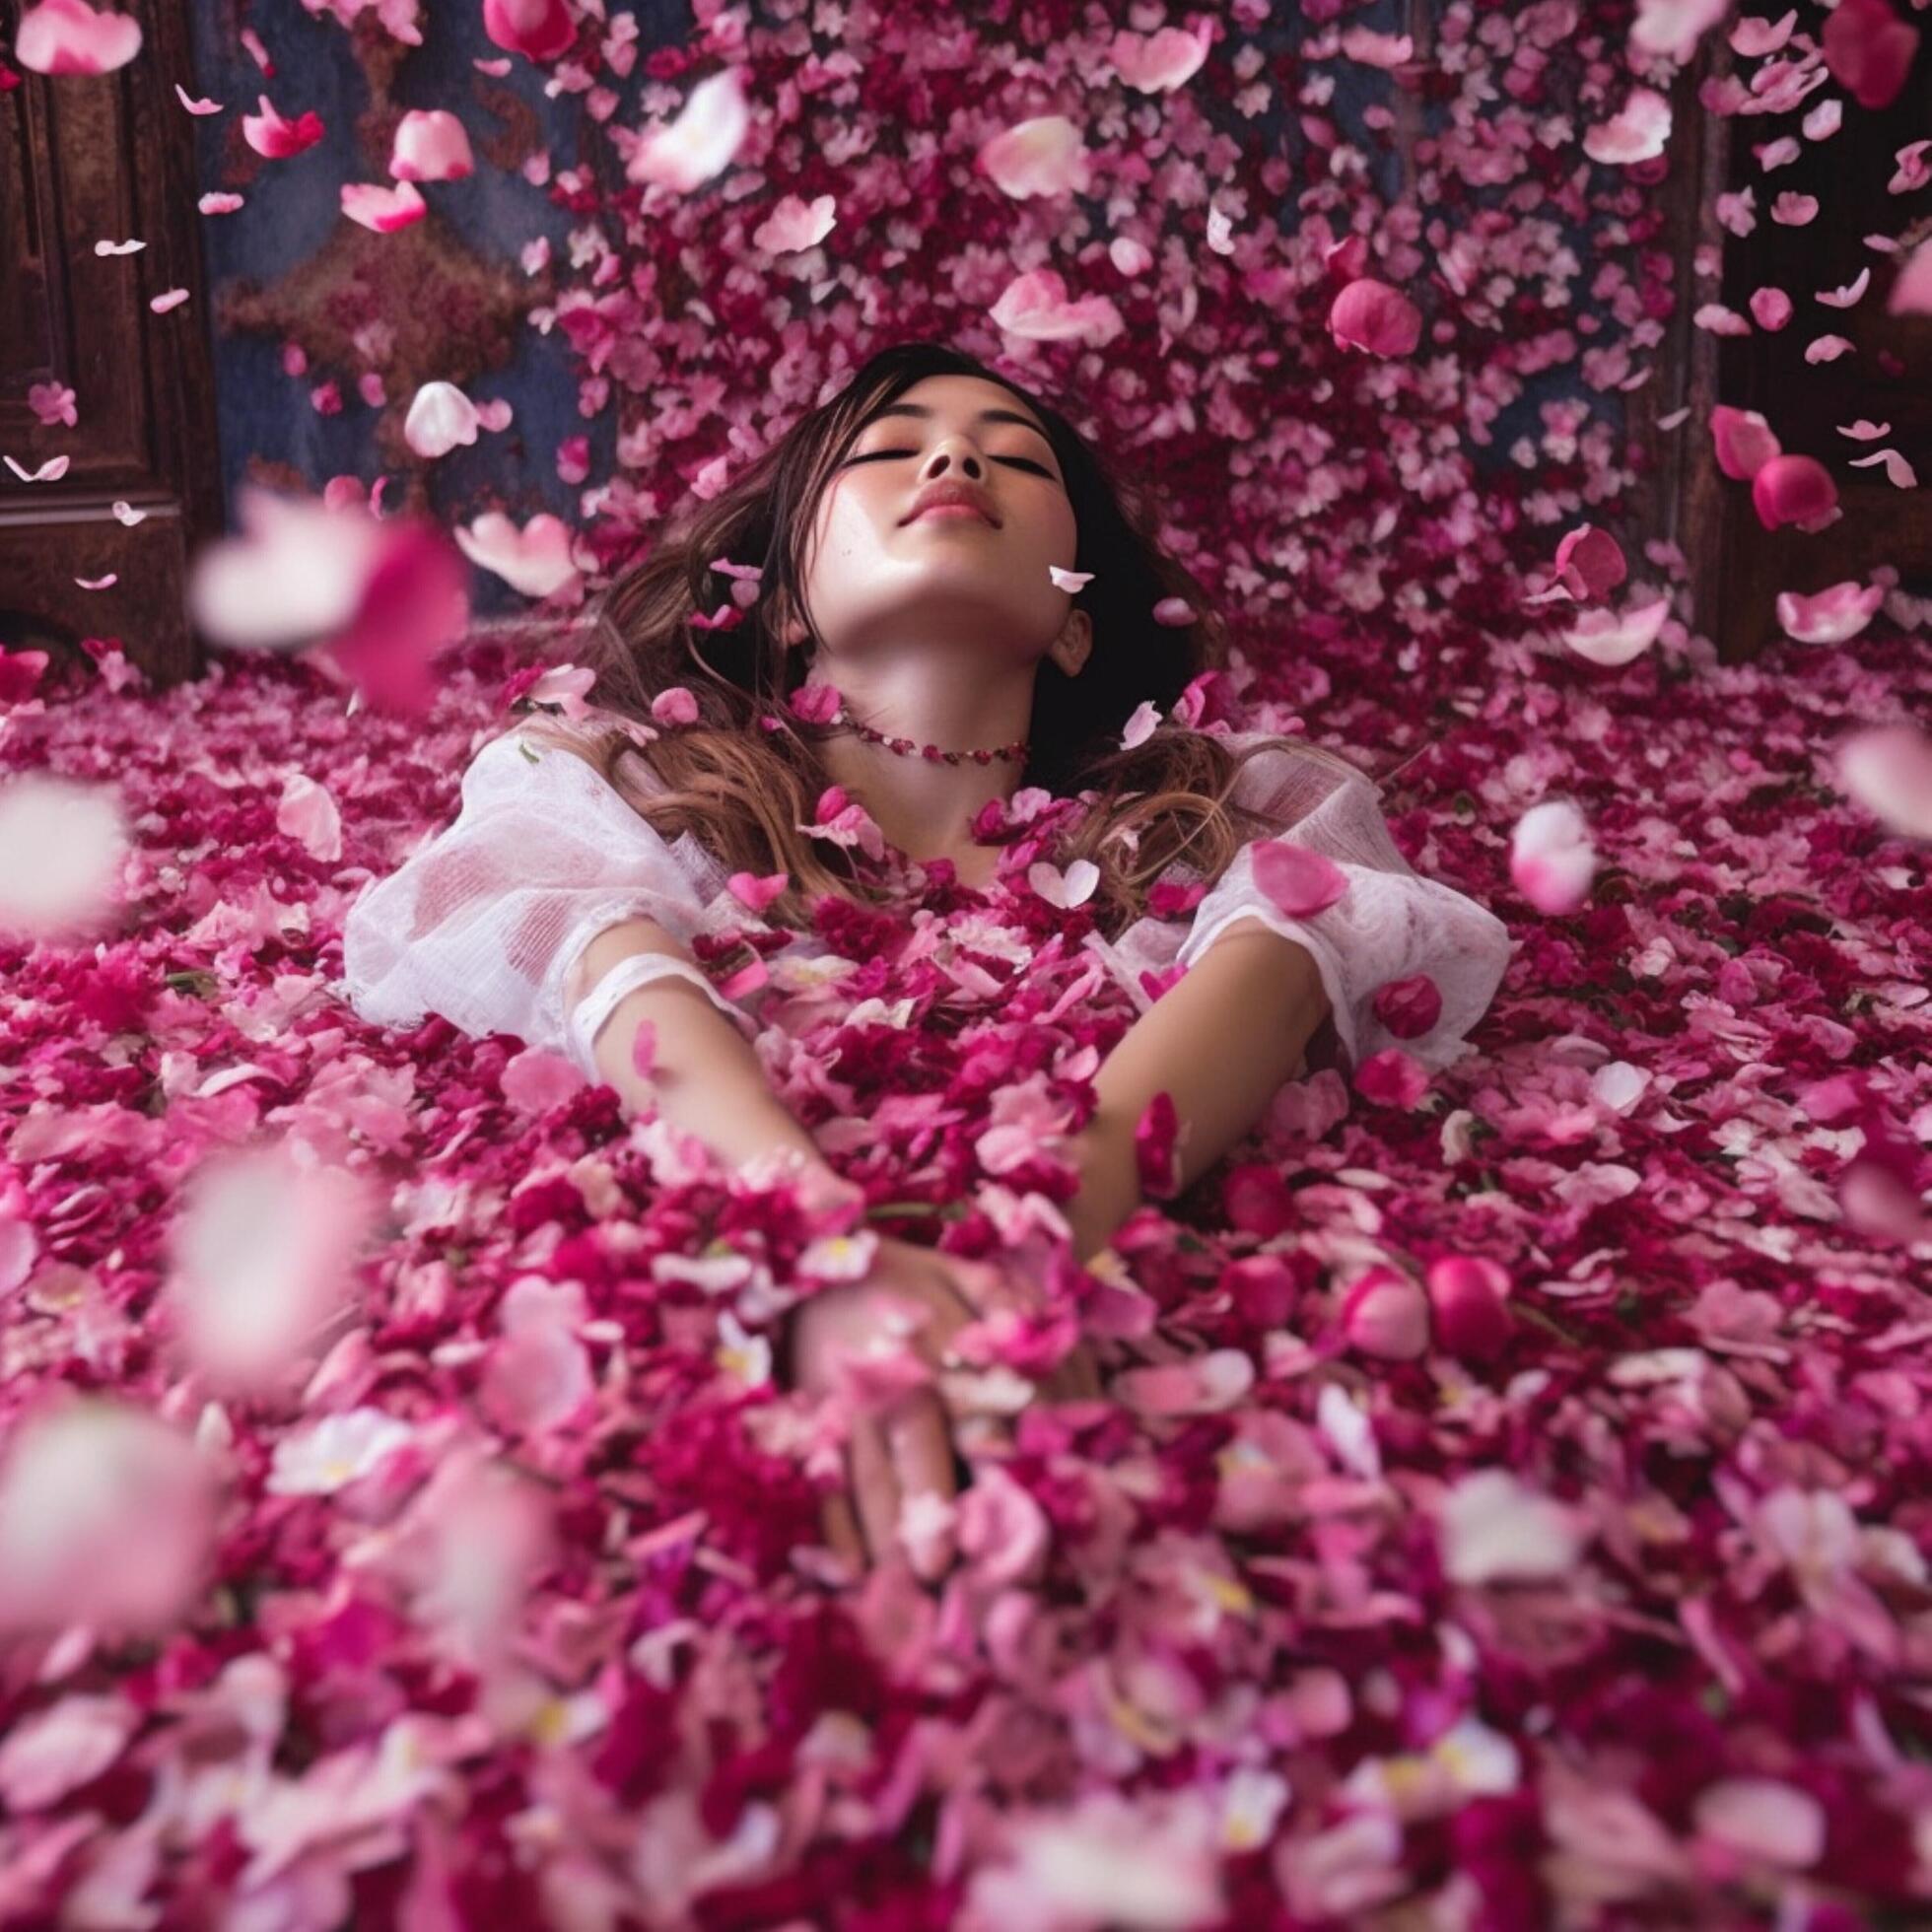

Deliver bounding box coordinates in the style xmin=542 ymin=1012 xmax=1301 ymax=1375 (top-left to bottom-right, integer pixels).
xmin=872 ymin=375 xmax=1050 ymax=437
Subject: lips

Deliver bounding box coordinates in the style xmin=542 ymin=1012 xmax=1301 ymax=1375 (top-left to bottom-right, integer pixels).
xmin=903 ymin=480 xmax=1000 ymax=527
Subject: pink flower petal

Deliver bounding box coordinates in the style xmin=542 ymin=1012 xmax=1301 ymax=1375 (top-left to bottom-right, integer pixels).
xmin=1751 ymin=454 xmax=1838 ymax=531
xmin=1692 ymin=1779 xmax=1827 ymax=1868
xmin=14 ymin=0 xmax=142 ymax=75
xmin=1442 ymin=1469 xmax=1586 ymax=1584
xmin=404 ymin=380 xmax=481 ymax=458
xmin=1108 ymin=22 xmax=1210 ymax=93
xmin=482 ymin=0 xmax=576 ymax=63
xmin=242 ymin=95 xmax=325 ymax=160
xmin=989 ymin=268 xmax=1125 ymax=347
xmin=1560 ymin=597 xmax=1670 ymax=667
xmin=1839 ymin=724 xmax=1932 ymax=841
xmin=750 ymin=192 xmax=837 ymax=253
xmin=624 ymin=67 xmax=748 ymax=192
xmin=1251 ymin=839 xmax=1349 ymax=918
xmin=1822 ymin=0 xmax=1920 ymax=110
xmin=1511 ymin=799 xmax=1596 ymax=913
xmin=1583 ymin=88 xmax=1671 ymax=166
xmin=1340 ymin=1267 xmax=1430 ymax=1360
xmin=149 ymin=287 xmax=190 ymax=313
xmin=1888 ymin=239 xmax=1932 ymax=316
xmin=389 ymin=108 xmax=474 ymax=182
xmin=453 ymin=510 xmax=581 ymax=599
xmin=1327 ymin=278 xmax=1422 ymax=357
xmin=1116 ymin=1348 xmax=1255 ymax=1416
xmin=173 ymin=82 xmax=222 ymax=113
xmin=1847 ymin=448 xmax=1918 ymax=489
xmin=341 ymin=180 xmax=428 ymax=233
xmin=979 ymin=116 xmax=1092 ymax=198
xmin=1710 ymin=404 xmax=1781 ymax=479
xmin=1775 ymin=580 xmax=1886 ymax=645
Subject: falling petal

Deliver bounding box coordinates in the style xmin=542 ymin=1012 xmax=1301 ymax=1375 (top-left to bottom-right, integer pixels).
xmin=341 ymin=181 xmax=428 ymax=233
xmin=241 ymin=95 xmax=325 ymax=160
xmin=1328 ymin=278 xmax=1422 ymax=357
xmin=1839 ymin=724 xmax=1932 ymax=841
xmin=390 ymin=108 xmax=474 ymax=182
xmin=1776 ymin=581 xmax=1887 ymax=645
xmin=1822 ymin=0 xmax=1920 ymax=110
xmin=453 ymin=510 xmax=581 ymax=598
xmin=0 ymin=775 xmax=128 ymax=942
xmin=750 ymin=192 xmax=836 ymax=253
xmin=3 ymin=453 xmax=72 ymax=483
xmin=94 ymin=237 xmax=145 ymax=255
xmin=1818 ymin=267 xmax=1872 ymax=308
xmin=1511 ymin=799 xmax=1596 ymax=914
xmin=979 ymin=116 xmax=1092 ymax=199
xmin=1751 ymin=454 xmax=1838 ymax=531
xmin=1026 ymin=860 xmax=1100 ymax=910
xmin=1442 ymin=1469 xmax=1587 ymax=1584
xmin=1108 ymin=22 xmax=1211 ymax=93
xmin=1630 ymin=0 xmax=1731 ymax=63
xmin=1561 ymin=596 xmax=1671 ymax=666
xmin=13 ymin=0 xmax=142 ymax=75
xmin=1710 ymin=404 xmax=1780 ymax=479
xmin=1805 ymin=334 xmax=1855 ymax=363
xmin=1887 ymin=240 xmax=1932 ymax=316
xmin=173 ymin=82 xmax=222 ymax=113
xmin=1847 ymin=448 xmax=1918 ymax=489
xmin=110 ymin=499 xmax=148 ymax=524
xmin=199 ymin=191 xmax=246 ymax=215
xmin=1583 ymin=88 xmax=1672 ymax=166
xmin=481 ymin=0 xmax=576 ymax=64
xmin=165 ymin=1147 xmax=373 ymax=1392
xmin=1048 ymin=566 xmax=1093 ymax=592
xmin=150 ymin=288 xmax=190 ymax=313
xmin=989 ymin=268 xmax=1125 ymax=346
xmin=624 ymin=67 xmax=749 ymax=192
xmin=74 ymin=574 xmax=117 ymax=590
xmin=404 ymin=380 xmax=482 ymax=458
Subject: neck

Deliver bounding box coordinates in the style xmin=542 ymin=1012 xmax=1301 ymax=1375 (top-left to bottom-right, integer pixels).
xmin=809 ymin=657 xmax=1033 ymax=863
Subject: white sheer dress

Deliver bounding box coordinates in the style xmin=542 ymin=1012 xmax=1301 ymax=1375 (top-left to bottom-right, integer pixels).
xmin=336 ymin=712 xmax=1513 ymax=1089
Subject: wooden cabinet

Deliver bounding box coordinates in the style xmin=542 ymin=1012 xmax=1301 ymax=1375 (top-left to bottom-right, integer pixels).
xmin=1 ymin=0 xmax=220 ymax=689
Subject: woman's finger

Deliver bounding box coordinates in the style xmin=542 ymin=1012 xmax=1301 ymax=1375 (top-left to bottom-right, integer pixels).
xmin=821 ymin=1486 xmax=864 ymax=1570
xmin=885 ymin=1389 xmax=958 ymax=1580
xmin=847 ymin=1410 xmax=901 ymax=1566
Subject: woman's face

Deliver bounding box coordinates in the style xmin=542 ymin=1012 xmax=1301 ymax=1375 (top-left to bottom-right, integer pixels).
xmin=785 ymin=374 xmax=1084 ymax=668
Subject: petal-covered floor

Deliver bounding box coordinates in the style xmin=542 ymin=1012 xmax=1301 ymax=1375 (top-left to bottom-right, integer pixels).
xmin=1 ymin=611 xmax=1927 ymax=1929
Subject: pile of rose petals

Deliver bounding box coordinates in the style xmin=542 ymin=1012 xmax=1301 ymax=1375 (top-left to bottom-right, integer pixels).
xmin=5 ymin=0 xmax=1932 ymax=1920
xmin=0 ymin=594 xmax=1927 ymax=1925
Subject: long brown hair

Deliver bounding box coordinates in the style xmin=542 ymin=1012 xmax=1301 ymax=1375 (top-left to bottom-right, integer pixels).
xmin=513 ymin=340 xmax=1360 ymax=940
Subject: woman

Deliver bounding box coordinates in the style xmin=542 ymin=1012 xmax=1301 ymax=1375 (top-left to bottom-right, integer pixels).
xmin=341 ymin=340 xmax=1512 ymax=1576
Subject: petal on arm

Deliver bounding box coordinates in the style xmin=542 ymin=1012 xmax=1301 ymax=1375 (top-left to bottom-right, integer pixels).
xmin=338 ymin=721 xmax=761 ymax=1073
xmin=1171 ymin=734 xmax=1513 ymax=1075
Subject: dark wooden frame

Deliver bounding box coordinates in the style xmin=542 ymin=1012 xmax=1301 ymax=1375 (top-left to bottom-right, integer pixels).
xmin=0 ymin=0 xmax=222 ymax=687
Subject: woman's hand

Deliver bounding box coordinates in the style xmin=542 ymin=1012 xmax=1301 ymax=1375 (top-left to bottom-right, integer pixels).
xmin=782 ymin=1233 xmax=1100 ymax=1578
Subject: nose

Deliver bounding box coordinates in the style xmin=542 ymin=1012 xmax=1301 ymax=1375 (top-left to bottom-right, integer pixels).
xmin=922 ymin=440 xmax=985 ymax=480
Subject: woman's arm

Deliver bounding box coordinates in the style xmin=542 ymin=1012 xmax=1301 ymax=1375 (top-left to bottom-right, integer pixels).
xmin=1062 ymin=921 xmax=1331 ymax=1262
xmin=568 ymin=918 xmax=842 ymax=1182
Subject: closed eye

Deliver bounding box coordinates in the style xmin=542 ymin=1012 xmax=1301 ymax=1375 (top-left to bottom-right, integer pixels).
xmin=845 ymin=449 xmax=1056 ymax=477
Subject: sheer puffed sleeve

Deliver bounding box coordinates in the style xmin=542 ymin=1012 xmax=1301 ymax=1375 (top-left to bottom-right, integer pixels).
xmin=338 ymin=720 xmax=762 ymax=1078
xmin=1171 ymin=733 xmax=1513 ymax=1075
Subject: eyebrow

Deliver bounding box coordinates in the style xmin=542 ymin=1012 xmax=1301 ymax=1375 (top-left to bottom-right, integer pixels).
xmin=865 ymin=403 xmax=1056 ymax=445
